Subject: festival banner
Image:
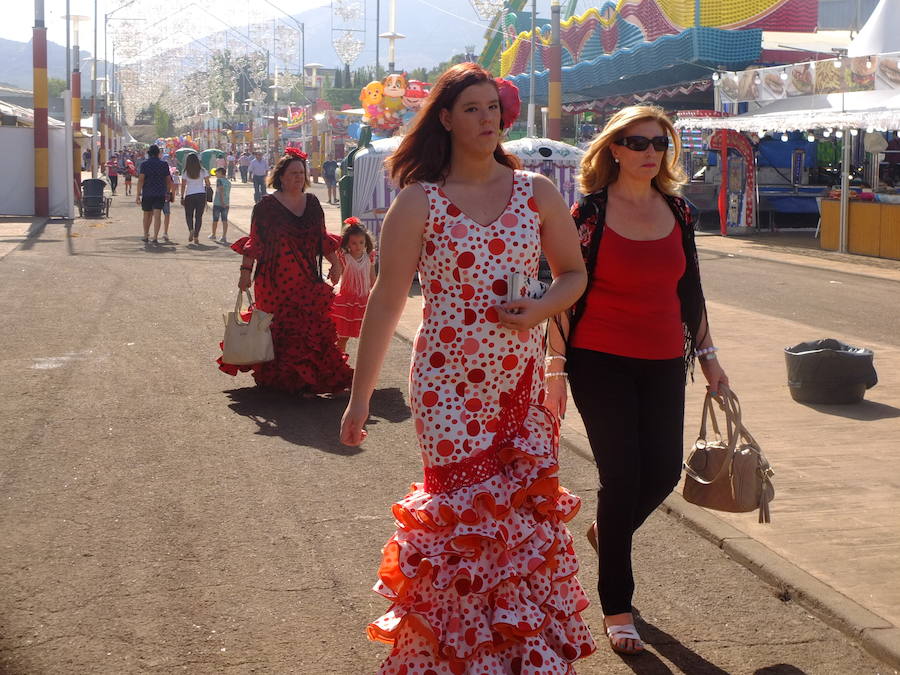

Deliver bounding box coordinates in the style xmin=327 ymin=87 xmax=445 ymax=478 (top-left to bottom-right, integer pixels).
xmin=287 ymin=106 xmax=305 ymax=129
xmin=718 ymin=52 xmax=900 ymax=105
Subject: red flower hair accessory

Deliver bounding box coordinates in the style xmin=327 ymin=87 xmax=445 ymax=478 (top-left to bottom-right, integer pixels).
xmin=343 ymin=216 xmax=362 ymax=226
xmin=284 ymin=147 xmax=308 ymax=160
xmin=495 ymin=78 xmax=521 ymax=130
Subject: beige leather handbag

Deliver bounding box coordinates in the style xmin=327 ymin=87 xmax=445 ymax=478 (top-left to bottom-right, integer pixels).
xmin=683 ymin=390 xmax=775 ymax=523
xmin=222 ymin=290 xmax=274 ymax=366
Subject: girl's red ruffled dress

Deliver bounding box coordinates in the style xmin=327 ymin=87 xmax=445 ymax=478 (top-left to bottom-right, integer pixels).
xmin=217 ymin=193 xmax=352 ymax=394
xmin=368 ymin=171 xmax=596 ymax=673
xmin=331 ymin=248 xmax=375 ymax=338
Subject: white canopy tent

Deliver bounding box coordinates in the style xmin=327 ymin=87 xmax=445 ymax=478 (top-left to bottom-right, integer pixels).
xmin=848 ymin=0 xmax=900 ymax=57
xmin=676 ymin=91 xmax=900 ymax=255
xmin=675 ymin=90 xmax=900 ymax=134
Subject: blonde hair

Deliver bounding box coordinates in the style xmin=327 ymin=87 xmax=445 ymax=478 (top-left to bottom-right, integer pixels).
xmin=578 ymin=105 xmax=686 ymax=196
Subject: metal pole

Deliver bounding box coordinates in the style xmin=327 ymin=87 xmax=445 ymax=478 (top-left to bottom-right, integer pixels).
xmin=839 ymin=127 xmax=851 ymax=253
xmin=33 ymin=0 xmax=50 ymax=217
xmin=548 ymin=0 xmax=561 ymax=140
xmin=71 ymin=17 xmax=84 ymax=195
xmin=66 ymin=0 xmax=71 ymax=89
xmin=375 ymin=0 xmax=380 ymax=80
xmin=387 ymin=0 xmax=396 ymax=72
xmin=526 ymin=0 xmax=536 ymax=137
xmin=64 ymin=89 xmax=74 ymax=219
xmin=91 ymin=0 xmax=98 ymax=178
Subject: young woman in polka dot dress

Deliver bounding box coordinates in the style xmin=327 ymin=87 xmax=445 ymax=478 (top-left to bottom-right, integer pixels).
xmin=340 ymin=63 xmax=596 ymax=673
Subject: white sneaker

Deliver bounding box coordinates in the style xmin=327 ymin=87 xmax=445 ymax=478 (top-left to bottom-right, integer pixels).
xmin=219 ymin=237 xmax=228 ymax=244
xmin=161 ymin=235 xmax=169 ymax=242
xmin=208 ymin=233 xmax=217 ymax=240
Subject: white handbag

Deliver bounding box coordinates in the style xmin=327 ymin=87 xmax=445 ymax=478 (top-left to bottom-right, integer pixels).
xmin=222 ymin=290 xmax=275 ymax=366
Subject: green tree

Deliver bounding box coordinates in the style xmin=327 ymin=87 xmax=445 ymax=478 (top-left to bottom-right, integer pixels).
xmin=153 ymin=104 xmax=174 ymax=137
xmin=48 ymin=77 xmax=66 ymax=98
xmin=333 ymin=66 xmax=343 ymax=89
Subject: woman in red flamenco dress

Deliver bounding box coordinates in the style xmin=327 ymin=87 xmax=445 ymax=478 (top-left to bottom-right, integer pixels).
xmin=341 ymin=64 xmax=596 ymax=673
xmin=218 ymin=149 xmax=353 ymax=395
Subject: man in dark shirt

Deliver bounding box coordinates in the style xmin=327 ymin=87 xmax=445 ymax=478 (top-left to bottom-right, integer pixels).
xmin=136 ymin=144 xmax=175 ymax=244
xmin=322 ymin=157 xmax=339 ymax=204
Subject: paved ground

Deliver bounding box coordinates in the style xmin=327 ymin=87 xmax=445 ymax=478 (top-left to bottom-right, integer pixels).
xmin=0 ymin=178 xmax=898 ymax=673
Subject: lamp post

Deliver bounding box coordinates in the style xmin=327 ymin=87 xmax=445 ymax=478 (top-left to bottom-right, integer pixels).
xmin=67 ymin=14 xmax=89 ymax=188
xmin=527 ymin=0 xmax=536 ymax=137
xmin=89 ymin=0 xmax=98 ymax=178
xmin=378 ymin=0 xmax=404 ymax=73
xmin=260 ymin=0 xmax=305 ymax=102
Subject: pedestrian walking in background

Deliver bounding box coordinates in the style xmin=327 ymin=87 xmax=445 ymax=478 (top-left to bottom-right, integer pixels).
xmin=135 ymin=144 xmax=175 ymax=245
xmin=218 ymin=147 xmax=352 ymax=395
xmin=330 ymin=217 xmax=376 ymax=353
xmin=210 ymin=167 xmax=231 ymax=244
xmin=339 ymin=62 xmax=595 ymax=673
xmin=226 ymin=151 xmax=236 ymax=179
xmin=545 ymin=105 xmax=729 ymax=656
xmin=123 ymin=157 xmax=136 ymax=196
xmin=104 ymin=154 xmax=119 ymax=195
xmin=249 ymin=150 xmax=269 ymax=202
xmin=238 ymin=151 xmax=251 ymax=183
xmin=322 ymin=156 xmax=339 ymax=204
xmin=160 ymin=165 xmax=179 ymax=243
xmin=180 ymin=153 xmax=211 ymax=246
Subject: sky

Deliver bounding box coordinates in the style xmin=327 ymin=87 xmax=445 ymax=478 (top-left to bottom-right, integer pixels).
xmin=1 ymin=0 xmax=333 ymax=52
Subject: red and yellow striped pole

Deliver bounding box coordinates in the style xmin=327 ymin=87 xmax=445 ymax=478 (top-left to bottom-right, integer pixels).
xmin=72 ymin=66 xmax=81 ymax=194
xmin=33 ymin=0 xmax=49 ymax=216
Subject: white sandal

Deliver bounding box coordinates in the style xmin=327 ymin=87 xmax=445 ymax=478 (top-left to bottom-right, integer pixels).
xmin=606 ymin=622 xmax=645 ymax=655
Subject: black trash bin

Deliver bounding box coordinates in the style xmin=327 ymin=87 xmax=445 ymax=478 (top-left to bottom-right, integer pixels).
xmin=784 ymin=339 xmax=877 ymax=404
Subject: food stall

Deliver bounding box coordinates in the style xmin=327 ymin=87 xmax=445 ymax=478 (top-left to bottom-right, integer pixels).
xmin=676 ymin=50 xmax=900 ymax=260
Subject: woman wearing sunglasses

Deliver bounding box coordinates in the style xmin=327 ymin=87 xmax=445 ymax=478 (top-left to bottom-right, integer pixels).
xmin=544 ymin=105 xmax=728 ymax=655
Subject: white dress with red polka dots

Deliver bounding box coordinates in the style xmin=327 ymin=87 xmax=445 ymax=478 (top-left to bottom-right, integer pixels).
xmin=367 ymin=170 xmax=596 ymax=673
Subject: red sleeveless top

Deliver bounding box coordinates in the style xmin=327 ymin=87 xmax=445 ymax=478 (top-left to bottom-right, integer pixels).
xmin=570 ymin=223 xmax=685 ymax=359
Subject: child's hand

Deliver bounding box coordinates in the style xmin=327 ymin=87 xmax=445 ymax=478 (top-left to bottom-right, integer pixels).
xmin=496 ymin=298 xmax=546 ymax=331
xmin=340 ymin=400 xmax=369 ymax=446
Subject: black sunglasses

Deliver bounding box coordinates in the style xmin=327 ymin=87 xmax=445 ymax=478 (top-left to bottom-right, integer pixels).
xmin=614 ymin=135 xmax=670 ymax=152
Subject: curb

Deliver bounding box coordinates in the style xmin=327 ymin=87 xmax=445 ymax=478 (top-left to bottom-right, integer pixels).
xmin=659 ymin=494 xmax=900 ymax=671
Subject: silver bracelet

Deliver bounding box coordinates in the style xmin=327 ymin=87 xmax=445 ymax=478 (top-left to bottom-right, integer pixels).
xmin=545 ymin=372 xmax=568 ymax=379
xmin=545 ymin=355 xmax=566 ymax=364
xmin=701 ymin=352 xmax=718 ymax=361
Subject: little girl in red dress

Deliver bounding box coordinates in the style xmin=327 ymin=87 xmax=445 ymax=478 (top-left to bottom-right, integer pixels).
xmin=331 ymin=217 xmax=376 ymax=353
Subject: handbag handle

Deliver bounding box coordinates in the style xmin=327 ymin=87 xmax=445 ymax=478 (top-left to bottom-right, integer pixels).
xmin=685 ymin=391 xmax=740 ymax=485
xmin=231 ymin=289 xmax=254 ymax=326
xmin=721 ymin=390 xmax=775 ymax=480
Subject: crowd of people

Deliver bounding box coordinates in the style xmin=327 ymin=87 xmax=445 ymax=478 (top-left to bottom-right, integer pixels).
xmin=99 ymin=60 xmax=728 ymax=673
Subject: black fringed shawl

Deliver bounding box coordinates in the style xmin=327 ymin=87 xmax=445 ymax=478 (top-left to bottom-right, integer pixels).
xmin=566 ymin=186 xmax=709 ymax=380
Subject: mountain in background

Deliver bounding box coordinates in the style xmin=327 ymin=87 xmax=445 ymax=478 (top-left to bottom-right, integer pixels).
xmin=0 ymin=2 xmax=488 ymax=93
xmin=0 ymin=36 xmax=99 ymax=92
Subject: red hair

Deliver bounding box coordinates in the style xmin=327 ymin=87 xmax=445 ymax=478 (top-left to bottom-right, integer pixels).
xmin=386 ymin=62 xmax=520 ymax=188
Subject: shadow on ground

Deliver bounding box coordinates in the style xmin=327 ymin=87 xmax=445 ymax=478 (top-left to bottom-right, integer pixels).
xmin=801 ymin=399 xmax=900 ymax=420
xmin=620 ymin=614 xmax=731 ymax=675
xmin=224 ymin=385 xmax=410 ymax=454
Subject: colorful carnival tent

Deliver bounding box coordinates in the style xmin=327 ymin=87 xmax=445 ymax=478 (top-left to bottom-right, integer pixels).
xmin=351 ymin=137 xmax=585 ymax=239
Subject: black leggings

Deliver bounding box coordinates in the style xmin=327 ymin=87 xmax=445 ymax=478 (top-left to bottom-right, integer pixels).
xmin=567 ymin=347 xmax=685 ymax=616
xmin=183 ymin=193 xmax=206 ymax=236
xmin=108 ymin=175 xmax=118 ymax=192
